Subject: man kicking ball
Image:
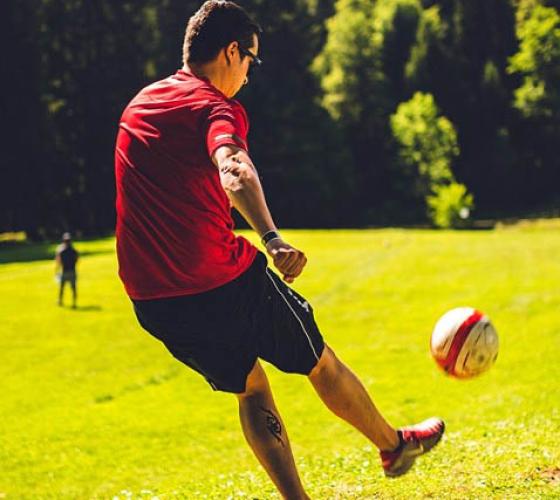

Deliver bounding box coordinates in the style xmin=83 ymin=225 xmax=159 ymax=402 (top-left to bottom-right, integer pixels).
xmin=114 ymin=2 xmax=444 ymax=497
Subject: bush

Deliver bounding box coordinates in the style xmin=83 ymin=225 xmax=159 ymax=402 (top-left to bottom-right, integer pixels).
xmin=427 ymin=182 xmax=474 ymax=228
xmin=391 ymin=92 xmax=458 ymax=194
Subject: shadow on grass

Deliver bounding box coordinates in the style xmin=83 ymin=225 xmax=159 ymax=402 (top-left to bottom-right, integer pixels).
xmin=0 ymin=241 xmax=113 ymax=265
xmin=69 ymin=305 xmax=103 ymax=312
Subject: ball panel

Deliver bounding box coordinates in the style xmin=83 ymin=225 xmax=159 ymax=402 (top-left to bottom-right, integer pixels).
xmin=445 ymin=309 xmax=483 ymax=377
xmin=430 ymin=307 xmax=474 ymax=358
xmin=454 ymin=317 xmax=488 ymax=378
xmin=461 ymin=319 xmax=499 ymax=377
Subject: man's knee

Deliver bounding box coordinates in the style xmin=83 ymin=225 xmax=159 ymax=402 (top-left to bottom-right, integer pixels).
xmin=237 ymin=361 xmax=271 ymax=400
xmin=308 ymin=344 xmax=341 ymax=379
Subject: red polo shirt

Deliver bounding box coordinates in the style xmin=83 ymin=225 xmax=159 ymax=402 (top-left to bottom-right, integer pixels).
xmin=115 ymin=69 xmax=257 ymax=299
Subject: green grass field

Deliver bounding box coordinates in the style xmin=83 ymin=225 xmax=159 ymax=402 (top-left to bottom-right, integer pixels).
xmin=1 ymin=226 xmax=559 ymax=499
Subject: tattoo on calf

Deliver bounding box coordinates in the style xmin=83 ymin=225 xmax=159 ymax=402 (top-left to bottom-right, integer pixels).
xmin=259 ymin=407 xmax=285 ymax=447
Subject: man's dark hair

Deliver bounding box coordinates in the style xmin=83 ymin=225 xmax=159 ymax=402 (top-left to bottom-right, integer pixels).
xmin=183 ymin=1 xmax=261 ymax=65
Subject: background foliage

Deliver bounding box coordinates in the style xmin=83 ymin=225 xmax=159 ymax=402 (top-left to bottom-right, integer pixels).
xmin=2 ymin=0 xmax=559 ymax=237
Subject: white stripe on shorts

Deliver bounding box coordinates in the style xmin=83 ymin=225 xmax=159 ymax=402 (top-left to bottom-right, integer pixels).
xmin=265 ymin=268 xmax=320 ymax=361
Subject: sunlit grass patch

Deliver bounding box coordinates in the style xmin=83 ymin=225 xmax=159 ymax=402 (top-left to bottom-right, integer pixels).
xmin=1 ymin=228 xmax=559 ymax=498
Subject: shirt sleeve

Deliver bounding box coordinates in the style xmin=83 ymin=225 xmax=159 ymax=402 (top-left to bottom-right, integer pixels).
xmin=205 ymin=99 xmax=249 ymax=159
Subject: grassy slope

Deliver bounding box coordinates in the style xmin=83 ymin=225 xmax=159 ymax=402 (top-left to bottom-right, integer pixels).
xmin=0 ymin=228 xmax=559 ymax=499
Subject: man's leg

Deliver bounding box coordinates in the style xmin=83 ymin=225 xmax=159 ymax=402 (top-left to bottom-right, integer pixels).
xmin=70 ymin=280 xmax=77 ymax=308
xmin=309 ymin=344 xmax=445 ymax=477
xmin=308 ymin=344 xmax=399 ymax=451
xmin=237 ymin=361 xmax=309 ymax=500
xmin=58 ymin=280 xmax=65 ymax=306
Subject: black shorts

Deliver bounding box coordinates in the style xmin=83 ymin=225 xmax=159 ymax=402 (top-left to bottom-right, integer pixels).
xmin=59 ymin=271 xmax=77 ymax=285
xmin=132 ymin=252 xmax=325 ymax=393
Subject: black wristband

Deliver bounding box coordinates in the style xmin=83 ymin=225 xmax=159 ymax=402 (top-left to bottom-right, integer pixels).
xmin=261 ymin=230 xmax=281 ymax=246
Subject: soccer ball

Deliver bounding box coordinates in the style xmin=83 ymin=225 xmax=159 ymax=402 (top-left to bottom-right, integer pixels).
xmin=430 ymin=307 xmax=499 ymax=379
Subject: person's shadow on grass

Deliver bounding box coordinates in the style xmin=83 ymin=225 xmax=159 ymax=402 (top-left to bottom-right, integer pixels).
xmin=68 ymin=305 xmax=103 ymax=312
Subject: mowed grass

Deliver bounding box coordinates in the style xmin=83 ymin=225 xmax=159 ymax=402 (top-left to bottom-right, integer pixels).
xmin=1 ymin=227 xmax=559 ymax=499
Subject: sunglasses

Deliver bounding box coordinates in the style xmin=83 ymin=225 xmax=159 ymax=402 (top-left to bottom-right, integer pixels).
xmin=238 ymin=46 xmax=262 ymax=74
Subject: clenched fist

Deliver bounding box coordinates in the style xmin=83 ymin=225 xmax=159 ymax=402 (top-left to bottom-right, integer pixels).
xmin=265 ymin=238 xmax=307 ymax=283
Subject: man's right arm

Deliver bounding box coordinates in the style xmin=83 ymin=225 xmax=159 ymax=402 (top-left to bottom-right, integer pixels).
xmin=212 ymin=144 xmax=307 ymax=283
xmin=54 ymin=250 xmax=61 ymax=274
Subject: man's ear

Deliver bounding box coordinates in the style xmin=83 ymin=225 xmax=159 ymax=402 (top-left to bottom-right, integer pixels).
xmin=224 ymin=41 xmax=238 ymax=65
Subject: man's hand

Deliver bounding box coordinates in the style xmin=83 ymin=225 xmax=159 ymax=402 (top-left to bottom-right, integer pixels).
xmin=265 ymin=238 xmax=307 ymax=283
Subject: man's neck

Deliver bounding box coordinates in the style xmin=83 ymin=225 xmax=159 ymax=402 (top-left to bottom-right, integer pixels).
xmin=183 ymin=63 xmax=230 ymax=97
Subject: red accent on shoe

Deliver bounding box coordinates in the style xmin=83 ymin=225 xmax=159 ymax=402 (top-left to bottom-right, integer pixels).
xmin=380 ymin=417 xmax=445 ymax=478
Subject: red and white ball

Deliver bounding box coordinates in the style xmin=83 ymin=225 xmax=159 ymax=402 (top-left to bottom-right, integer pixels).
xmin=430 ymin=307 xmax=499 ymax=379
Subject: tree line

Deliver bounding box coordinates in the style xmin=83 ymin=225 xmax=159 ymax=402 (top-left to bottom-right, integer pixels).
xmin=2 ymin=0 xmax=559 ymax=238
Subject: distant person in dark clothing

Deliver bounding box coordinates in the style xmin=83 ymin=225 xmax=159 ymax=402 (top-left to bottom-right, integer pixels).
xmin=55 ymin=232 xmax=79 ymax=308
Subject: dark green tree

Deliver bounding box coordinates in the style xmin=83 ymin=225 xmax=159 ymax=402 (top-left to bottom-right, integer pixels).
xmin=36 ymin=1 xmax=162 ymax=236
xmin=391 ymin=92 xmax=474 ymax=227
xmin=1 ymin=0 xmax=46 ymax=238
xmin=507 ymin=3 xmax=560 ymax=204
xmin=313 ymin=0 xmax=424 ymax=223
xmin=234 ymin=0 xmax=353 ymax=227
xmin=4 ymin=0 xmax=560 ymax=236
xmin=405 ymin=0 xmax=519 ymax=214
